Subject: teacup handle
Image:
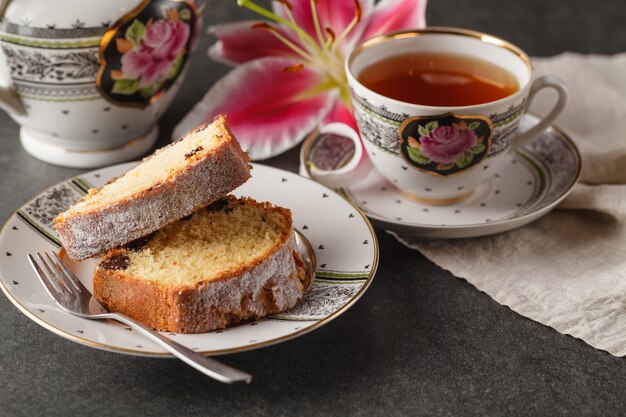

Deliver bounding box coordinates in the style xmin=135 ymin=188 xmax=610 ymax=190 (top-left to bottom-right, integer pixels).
xmin=511 ymin=75 xmax=568 ymax=151
xmin=0 ymin=0 xmax=25 ymax=116
xmin=299 ymin=122 xmax=371 ymax=188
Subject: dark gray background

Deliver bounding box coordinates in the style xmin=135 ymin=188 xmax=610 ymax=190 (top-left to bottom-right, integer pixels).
xmin=1 ymin=1 xmax=625 ymax=416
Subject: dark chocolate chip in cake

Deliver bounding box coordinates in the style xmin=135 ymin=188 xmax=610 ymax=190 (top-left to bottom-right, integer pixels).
xmin=124 ymin=232 xmax=157 ymax=251
xmin=206 ymin=198 xmax=229 ymax=212
xmin=100 ymin=254 xmax=130 ymax=270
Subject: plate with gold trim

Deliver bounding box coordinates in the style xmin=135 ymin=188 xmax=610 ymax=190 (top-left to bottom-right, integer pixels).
xmin=0 ymin=163 xmax=378 ymax=356
xmin=302 ymin=115 xmax=582 ymax=238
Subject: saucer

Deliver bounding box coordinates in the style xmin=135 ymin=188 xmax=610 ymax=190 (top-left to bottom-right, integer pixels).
xmin=311 ymin=115 xmax=581 ymax=238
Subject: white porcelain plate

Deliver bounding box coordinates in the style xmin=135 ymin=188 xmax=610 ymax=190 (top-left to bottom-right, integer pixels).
xmin=338 ymin=115 xmax=582 ymax=238
xmin=0 ymin=163 xmax=378 ymax=357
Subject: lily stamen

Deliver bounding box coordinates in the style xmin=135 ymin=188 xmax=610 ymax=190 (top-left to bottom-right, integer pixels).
xmin=251 ymin=22 xmax=315 ymax=62
xmin=309 ymin=0 xmax=326 ymax=48
xmin=275 ymin=0 xmax=311 ymax=50
xmin=238 ymin=0 xmax=322 ymax=55
xmin=331 ymin=0 xmax=361 ymax=52
xmin=273 ymin=0 xmax=292 ymax=10
xmin=283 ymin=63 xmax=305 ymax=72
xmin=324 ymin=27 xmax=335 ymax=47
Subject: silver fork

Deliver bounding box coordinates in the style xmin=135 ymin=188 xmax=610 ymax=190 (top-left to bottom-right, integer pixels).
xmin=28 ymin=251 xmax=252 ymax=384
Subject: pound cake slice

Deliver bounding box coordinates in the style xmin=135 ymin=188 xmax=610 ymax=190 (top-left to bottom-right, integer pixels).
xmin=55 ymin=115 xmax=251 ymax=261
xmin=93 ymin=196 xmax=307 ymax=333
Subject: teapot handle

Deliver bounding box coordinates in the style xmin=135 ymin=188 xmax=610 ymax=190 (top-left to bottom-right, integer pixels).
xmin=0 ymin=0 xmax=26 ymax=116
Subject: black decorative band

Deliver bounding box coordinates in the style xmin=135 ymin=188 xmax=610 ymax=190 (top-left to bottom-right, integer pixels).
xmin=2 ymin=45 xmax=99 ymax=84
xmin=350 ymin=89 xmax=407 ymax=123
xmin=0 ymin=20 xmax=108 ymax=39
xmin=490 ymin=99 xmax=526 ymax=124
xmin=15 ymin=82 xmax=98 ymax=98
xmin=351 ymin=88 xmax=526 ymax=127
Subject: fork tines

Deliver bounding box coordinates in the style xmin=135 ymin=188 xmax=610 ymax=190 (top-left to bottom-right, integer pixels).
xmin=28 ymin=252 xmax=83 ymax=296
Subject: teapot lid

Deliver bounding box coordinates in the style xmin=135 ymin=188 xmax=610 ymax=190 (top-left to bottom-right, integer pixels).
xmin=2 ymin=0 xmax=145 ymax=30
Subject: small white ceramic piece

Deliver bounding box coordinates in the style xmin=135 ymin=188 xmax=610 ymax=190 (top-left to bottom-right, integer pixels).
xmin=0 ymin=162 xmax=378 ymax=356
xmin=344 ymin=27 xmax=568 ymax=203
xmin=0 ymin=0 xmax=203 ymax=167
xmin=302 ymin=115 xmax=581 ymax=238
xmin=299 ymin=122 xmax=373 ymax=188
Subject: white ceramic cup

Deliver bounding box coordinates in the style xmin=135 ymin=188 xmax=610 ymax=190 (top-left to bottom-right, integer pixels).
xmin=306 ymin=27 xmax=567 ymax=204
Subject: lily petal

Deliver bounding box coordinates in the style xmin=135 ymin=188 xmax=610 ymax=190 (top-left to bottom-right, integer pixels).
xmin=323 ymin=100 xmax=358 ymax=131
xmin=173 ymin=57 xmax=336 ymax=160
xmin=273 ymin=0 xmax=374 ymax=50
xmin=208 ymin=21 xmax=298 ymax=66
xmin=362 ymin=0 xmax=428 ymax=40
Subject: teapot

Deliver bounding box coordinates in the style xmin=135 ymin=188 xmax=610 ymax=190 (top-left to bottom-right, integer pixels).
xmin=0 ymin=0 xmax=203 ymax=167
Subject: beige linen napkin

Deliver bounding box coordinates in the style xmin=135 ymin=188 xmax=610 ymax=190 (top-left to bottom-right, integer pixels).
xmin=395 ymin=53 xmax=626 ymax=356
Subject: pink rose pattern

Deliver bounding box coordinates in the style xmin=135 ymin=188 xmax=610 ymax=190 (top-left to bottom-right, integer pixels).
xmin=99 ymin=2 xmax=196 ymax=106
xmin=401 ymin=117 xmax=491 ymax=175
xmin=420 ymin=125 xmax=478 ymax=164
xmin=121 ymin=19 xmax=190 ymax=87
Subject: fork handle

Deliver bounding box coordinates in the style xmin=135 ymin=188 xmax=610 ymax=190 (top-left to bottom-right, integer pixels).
xmin=104 ymin=313 xmax=252 ymax=384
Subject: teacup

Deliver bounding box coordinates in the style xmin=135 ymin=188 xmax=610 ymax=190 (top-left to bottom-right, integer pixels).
xmin=304 ymin=27 xmax=568 ymax=204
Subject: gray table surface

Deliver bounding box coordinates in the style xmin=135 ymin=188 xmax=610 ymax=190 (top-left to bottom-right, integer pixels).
xmin=1 ymin=1 xmax=625 ymax=416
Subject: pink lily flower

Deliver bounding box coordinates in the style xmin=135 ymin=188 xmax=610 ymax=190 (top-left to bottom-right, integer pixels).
xmin=174 ymin=0 xmax=427 ymax=160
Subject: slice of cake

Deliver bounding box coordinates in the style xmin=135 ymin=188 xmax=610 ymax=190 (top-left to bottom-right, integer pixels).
xmin=93 ymin=196 xmax=307 ymax=333
xmin=55 ymin=115 xmax=251 ymax=261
